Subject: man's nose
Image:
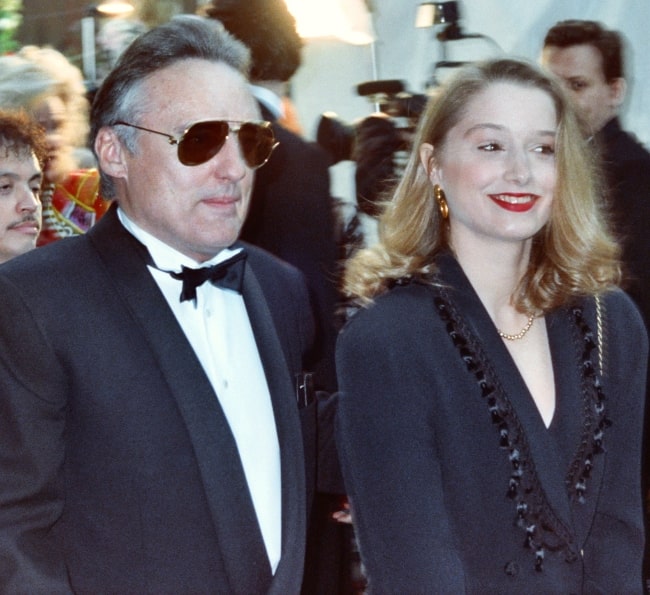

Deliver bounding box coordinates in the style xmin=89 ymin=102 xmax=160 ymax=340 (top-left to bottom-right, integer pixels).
xmin=210 ymin=134 xmax=247 ymax=181
xmin=17 ymin=185 xmax=40 ymax=212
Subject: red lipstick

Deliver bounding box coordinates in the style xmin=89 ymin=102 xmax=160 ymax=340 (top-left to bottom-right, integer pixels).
xmin=488 ymin=193 xmax=539 ymax=213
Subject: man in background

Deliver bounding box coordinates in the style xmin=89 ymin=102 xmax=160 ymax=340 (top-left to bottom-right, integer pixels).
xmin=542 ymin=19 xmax=650 ymax=324
xmin=0 ymin=109 xmax=44 ymax=263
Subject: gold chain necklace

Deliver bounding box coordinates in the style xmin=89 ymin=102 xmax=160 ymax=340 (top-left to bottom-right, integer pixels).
xmin=497 ymin=314 xmax=535 ymax=341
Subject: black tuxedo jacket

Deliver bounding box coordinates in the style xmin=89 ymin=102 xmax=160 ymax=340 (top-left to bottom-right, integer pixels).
xmin=0 ymin=207 xmax=316 ymax=594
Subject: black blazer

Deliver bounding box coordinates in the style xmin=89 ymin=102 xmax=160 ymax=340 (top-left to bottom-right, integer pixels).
xmin=0 ymin=207 xmax=316 ymax=594
xmin=336 ymin=253 xmax=646 ymax=594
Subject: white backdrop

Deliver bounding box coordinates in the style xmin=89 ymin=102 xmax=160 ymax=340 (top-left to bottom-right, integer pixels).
xmin=290 ymin=0 xmax=650 ymax=201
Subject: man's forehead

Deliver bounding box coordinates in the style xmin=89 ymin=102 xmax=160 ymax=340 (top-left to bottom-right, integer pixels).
xmin=145 ymin=58 xmax=248 ymax=89
xmin=0 ymin=144 xmax=35 ymax=161
xmin=545 ymin=44 xmax=604 ymax=75
xmin=141 ymin=59 xmax=258 ymax=119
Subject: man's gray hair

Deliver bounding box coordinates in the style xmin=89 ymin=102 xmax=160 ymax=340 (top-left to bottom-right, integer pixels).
xmin=90 ymin=15 xmax=251 ymax=198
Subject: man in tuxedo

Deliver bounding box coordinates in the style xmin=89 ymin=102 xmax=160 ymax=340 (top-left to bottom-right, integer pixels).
xmin=0 ymin=16 xmax=316 ymax=594
xmin=0 ymin=109 xmax=45 ymax=264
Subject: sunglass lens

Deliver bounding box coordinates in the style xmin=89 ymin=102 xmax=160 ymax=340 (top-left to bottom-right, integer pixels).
xmin=238 ymin=122 xmax=277 ymax=168
xmin=178 ymin=121 xmax=229 ymax=166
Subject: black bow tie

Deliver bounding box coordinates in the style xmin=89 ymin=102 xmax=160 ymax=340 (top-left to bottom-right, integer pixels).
xmin=168 ymin=251 xmax=247 ymax=304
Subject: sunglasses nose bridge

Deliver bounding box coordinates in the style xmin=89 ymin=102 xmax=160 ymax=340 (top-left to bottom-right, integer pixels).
xmin=224 ymin=125 xmax=257 ymax=168
xmin=210 ymin=126 xmax=250 ymax=174
xmin=222 ymin=127 xmax=245 ymax=159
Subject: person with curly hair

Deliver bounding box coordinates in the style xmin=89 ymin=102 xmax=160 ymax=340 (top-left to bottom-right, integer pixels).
xmin=0 ymin=109 xmax=46 ymax=263
xmin=336 ymin=58 xmax=646 ymax=593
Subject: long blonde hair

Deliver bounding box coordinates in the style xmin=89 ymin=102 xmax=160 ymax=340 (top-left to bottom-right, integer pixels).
xmin=343 ymin=58 xmax=621 ymax=312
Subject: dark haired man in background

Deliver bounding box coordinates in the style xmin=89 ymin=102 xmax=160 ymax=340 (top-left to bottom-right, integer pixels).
xmin=542 ymin=20 xmax=650 ymax=324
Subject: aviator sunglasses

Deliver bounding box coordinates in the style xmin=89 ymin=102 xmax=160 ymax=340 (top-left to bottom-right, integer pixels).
xmin=114 ymin=119 xmax=278 ymax=169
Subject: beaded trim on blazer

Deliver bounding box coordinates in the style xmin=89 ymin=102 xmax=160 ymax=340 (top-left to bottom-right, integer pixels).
xmin=432 ymin=285 xmax=610 ymax=571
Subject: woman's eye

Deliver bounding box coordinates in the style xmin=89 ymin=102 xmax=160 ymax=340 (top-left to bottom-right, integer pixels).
xmin=534 ymin=144 xmax=555 ymax=156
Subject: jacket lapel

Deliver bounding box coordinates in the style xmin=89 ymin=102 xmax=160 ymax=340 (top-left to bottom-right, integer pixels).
xmin=87 ymin=208 xmax=272 ymax=593
xmin=547 ymin=301 xmax=607 ymax=549
xmin=436 ymin=254 xmax=576 ymax=534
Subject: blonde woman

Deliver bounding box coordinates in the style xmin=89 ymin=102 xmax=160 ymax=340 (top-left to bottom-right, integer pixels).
xmin=336 ymin=58 xmax=646 ymax=593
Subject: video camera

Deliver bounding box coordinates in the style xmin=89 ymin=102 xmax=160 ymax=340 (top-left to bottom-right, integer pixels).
xmin=316 ymin=79 xmax=428 ymax=165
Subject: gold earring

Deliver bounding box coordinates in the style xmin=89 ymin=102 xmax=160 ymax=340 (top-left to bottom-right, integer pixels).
xmin=435 ymin=184 xmax=449 ymax=220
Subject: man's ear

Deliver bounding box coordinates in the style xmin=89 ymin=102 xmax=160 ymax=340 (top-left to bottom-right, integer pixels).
xmin=94 ymin=127 xmax=129 ymax=181
xmin=609 ymin=77 xmax=627 ymax=109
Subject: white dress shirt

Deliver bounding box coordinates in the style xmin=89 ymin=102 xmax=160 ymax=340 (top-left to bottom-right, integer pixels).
xmin=118 ymin=208 xmax=282 ymax=573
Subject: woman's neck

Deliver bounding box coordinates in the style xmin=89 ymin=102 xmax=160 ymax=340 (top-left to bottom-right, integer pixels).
xmin=451 ymin=237 xmax=532 ymax=319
